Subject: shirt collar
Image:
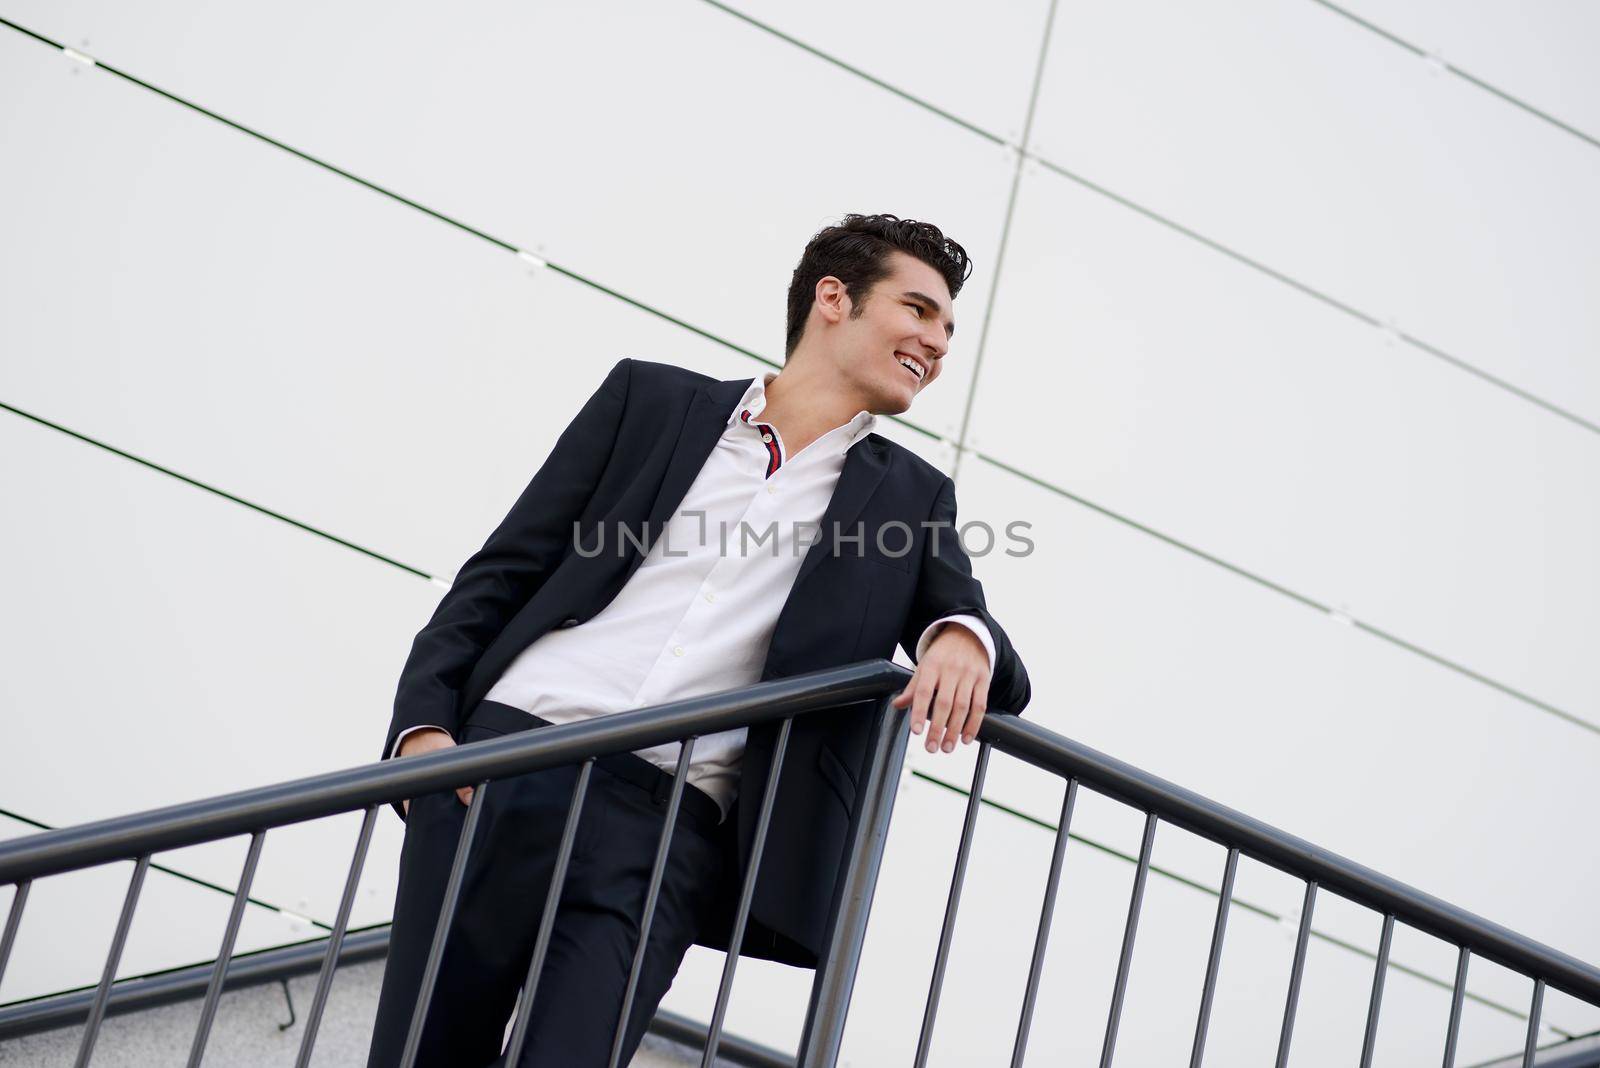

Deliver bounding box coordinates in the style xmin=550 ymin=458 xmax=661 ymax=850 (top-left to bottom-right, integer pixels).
xmin=726 ymin=372 xmax=877 ymax=449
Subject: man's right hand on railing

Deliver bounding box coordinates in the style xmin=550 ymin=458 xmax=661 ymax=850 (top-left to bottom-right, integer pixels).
xmin=397 ymin=728 xmax=475 ymax=813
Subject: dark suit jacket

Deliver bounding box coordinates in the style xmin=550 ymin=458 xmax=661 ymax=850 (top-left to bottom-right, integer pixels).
xmin=382 ymin=357 xmax=1031 ymax=966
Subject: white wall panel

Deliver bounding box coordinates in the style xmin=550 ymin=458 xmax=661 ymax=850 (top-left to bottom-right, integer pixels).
xmin=0 ymin=411 xmax=439 ymax=930
xmin=1029 ymin=0 xmax=1600 ymax=424
xmin=0 ymin=409 xmax=441 ymax=811
xmin=1328 ymin=0 xmax=1600 ymax=138
xmin=712 ymin=0 xmax=1054 ymax=139
xmin=0 ymin=0 xmax=1010 ymax=440
xmin=0 ymin=28 xmax=806 ymax=584
xmin=965 ymin=163 xmax=1600 ymax=723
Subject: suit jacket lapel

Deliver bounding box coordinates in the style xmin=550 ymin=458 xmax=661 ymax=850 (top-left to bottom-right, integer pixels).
xmin=791 ymin=434 xmax=890 ymax=590
xmin=621 ymin=374 xmax=751 ymax=581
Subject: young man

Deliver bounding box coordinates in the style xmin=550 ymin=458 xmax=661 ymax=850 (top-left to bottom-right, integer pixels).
xmin=367 ymin=213 xmax=1031 ymax=1067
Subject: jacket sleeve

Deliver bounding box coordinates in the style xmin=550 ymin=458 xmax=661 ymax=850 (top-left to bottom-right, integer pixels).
xmin=381 ymin=358 xmax=632 ymax=775
xmin=898 ymin=474 xmax=1031 ymax=717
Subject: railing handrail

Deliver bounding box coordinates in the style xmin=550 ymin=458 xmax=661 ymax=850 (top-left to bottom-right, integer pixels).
xmin=982 ymin=713 xmax=1600 ymax=1006
xmin=0 ymin=659 xmax=911 ymax=886
xmin=3 ymin=656 xmax=1597 ymax=1025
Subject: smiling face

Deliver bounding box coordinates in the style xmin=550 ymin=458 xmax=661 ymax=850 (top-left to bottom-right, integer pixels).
xmin=826 ymin=250 xmax=956 ymax=416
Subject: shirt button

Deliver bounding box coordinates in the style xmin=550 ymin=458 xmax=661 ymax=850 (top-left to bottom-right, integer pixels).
xmin=766 ymin=484 xmax=775 ymax=494
xmin=761 ymin=433 xmax=772 ymax=443
xmin=704 ymin=591 xmax=716 ymax=603
xmin=673 ymin=645 xmax=685 ymax=657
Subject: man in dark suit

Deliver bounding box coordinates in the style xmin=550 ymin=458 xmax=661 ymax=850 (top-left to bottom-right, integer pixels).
xmin=367 ymin=213 xmax=1031 ymax=1067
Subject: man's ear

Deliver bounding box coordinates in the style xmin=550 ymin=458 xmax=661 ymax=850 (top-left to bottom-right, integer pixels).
xmin=815 ymin=275 xmax=849 ymax=324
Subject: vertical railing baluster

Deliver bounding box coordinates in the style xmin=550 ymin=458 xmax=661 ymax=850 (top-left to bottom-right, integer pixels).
xmin=296 ymin=804 xmax=379 ymax=1068
xmin=1189 ymin=847 xmax=1239 ymax=1068
xmin=75 ymin=854 xmax=151 ymax=1068
xmin=399 ymin=780 xmax=491 ymax=1068
xmin=797 ymin=696 xmax=911 ymax=1068
xmin=1274 ymin=881 xmax=1318 ymax=1068
xmin=702 ymin=719 xmax=794 ymax=1068
xmin=187 ymin=830 xmax=267 ymax=1066
xmin=0 ymin=879 xmax=30 ymax=990
xmin=1441 ymin=946 xmax=1470 ymax=1068
xmin=1357 ymin=913 xmax=1395 ymax=1068
xmin=1521 ymin=978 xmax=1545 ymax=1068
xmin=607 ymin=738 xmax=699 ymax=1068
xmin=913 ymin=741 xmax=992 ymax=1068
xmin=1100 ymin=812 xmax=1159 ymax=1068
xmin=1010 ymin=777 xmax=1078 ymax=1068
xmin=503 ymin=759 xmax=595 ymax=1067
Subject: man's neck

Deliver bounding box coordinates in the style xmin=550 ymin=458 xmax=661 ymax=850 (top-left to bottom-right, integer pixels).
xmin=757 ymin=361 xmax=867 ymax=458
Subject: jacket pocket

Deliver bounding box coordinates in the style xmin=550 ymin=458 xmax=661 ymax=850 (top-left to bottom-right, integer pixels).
xmin=816 ymin=744 xmax=858 ymax=813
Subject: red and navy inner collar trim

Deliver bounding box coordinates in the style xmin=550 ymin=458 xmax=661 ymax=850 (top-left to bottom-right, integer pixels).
xmin=740 ymin=408 xmax=782 ymax=478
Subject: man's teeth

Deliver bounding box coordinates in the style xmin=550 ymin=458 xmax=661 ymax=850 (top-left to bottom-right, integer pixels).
xmin=896 ymin=355 xmax=923 ymax=380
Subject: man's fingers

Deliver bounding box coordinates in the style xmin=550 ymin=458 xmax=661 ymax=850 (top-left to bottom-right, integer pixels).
xmin=930 ymin=674 xmax=986 ymax=752
xmin=925 ymin=675 xmax=958 ymax=754
xmin=963 ymin=692 xmax=988 ymax=744
xmin=939 ymin=676 xmax=976 ymax=752
xmin=910 ymin=677 xmax=936 ymax=737
xmin=940 ymin=684 xmax=966 ymax=751
xmin=892 ymin=681 xmax=920 ymax=732
xmin=898 ymin=668 xmax=981 ymax=747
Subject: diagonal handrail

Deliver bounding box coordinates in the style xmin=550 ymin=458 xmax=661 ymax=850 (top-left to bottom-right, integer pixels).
xmin=0 ymin=658 xmax=916 ymax=1067
xmin=0 ymin=658 xmax=921 ymax=1068
xmin=0 ymin=660 xmax=910 ymax=886
xmin=4 ymin=656 xmax=1598 ymax=1067
xmin=980 ymin=714 xmax=1600 ymax=1007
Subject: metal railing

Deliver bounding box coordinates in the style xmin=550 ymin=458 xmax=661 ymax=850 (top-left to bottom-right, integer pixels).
xmin=0 ymin=660 xmax=911 ymax=1068
xmin=926 ymin=715 xmax=1600 ymax=1068
xmin=1 ymin=658 xmax=1598 ymax=1067
xmin=0 ymin=927 xmax=793 ymax=1067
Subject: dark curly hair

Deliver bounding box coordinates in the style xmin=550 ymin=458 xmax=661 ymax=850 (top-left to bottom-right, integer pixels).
xmin=784 ymin=213 xmax=973 ymax=359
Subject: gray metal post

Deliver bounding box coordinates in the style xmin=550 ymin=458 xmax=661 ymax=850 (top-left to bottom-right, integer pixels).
xmin=795 ymin=696 xmax=910 ymax=1068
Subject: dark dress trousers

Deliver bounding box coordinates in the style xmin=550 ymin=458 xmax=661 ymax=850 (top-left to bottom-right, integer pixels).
xmin=369 ymin=714 xmax=730 ymax=1068
xmin=369 ymin=358 xmax=1031 ymax=1063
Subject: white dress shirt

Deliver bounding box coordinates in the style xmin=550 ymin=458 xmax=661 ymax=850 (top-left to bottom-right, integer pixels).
xmin=394 ymin=372 xmax=995 ymax=820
